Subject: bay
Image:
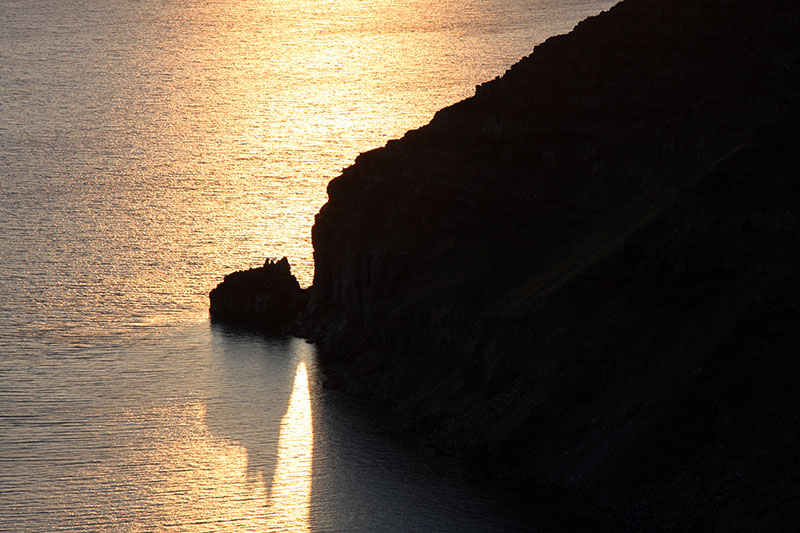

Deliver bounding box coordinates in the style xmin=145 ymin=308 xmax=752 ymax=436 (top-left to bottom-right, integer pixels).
xmin=0 ymin=0 xmax=616 ymax=529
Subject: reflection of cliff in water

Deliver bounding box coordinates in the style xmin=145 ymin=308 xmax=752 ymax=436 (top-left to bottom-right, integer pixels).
xmin=206 ymin=324 xmax=615 ymax=531
xmin=205 ymin=324 xmax=310 ymax=504
xmin=306 ymin=357 xmax=617 ymax=532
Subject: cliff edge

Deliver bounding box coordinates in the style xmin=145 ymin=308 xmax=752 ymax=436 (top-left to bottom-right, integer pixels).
xmin=309 ymin=0 xmax=800 ymax=528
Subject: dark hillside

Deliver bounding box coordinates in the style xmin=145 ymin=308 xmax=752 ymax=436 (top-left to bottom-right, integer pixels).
xmin=306 ymin=0 xmax=800 ymax=527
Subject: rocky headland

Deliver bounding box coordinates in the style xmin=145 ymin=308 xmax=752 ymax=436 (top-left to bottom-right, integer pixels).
xmin=213 ymin=0 xmax=800 ymax=528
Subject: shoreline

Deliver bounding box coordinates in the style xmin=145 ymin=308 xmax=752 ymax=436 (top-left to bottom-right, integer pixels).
xmin=213 ymin=0 xmax=800 ymax=527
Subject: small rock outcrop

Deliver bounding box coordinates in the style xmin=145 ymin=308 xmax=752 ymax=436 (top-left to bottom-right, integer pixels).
xmin=209 ymin=257 xmax=307 ymax=332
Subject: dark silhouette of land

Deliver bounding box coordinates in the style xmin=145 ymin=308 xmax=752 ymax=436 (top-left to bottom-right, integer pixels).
xmin=210 ymin=257 xmax=309 ymax=333
xmin=212 ymin=0 xmax=800 ymax=528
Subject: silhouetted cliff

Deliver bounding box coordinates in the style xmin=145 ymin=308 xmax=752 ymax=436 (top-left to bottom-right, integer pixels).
xmin=308 ymin=0 xmax=800 ymax=528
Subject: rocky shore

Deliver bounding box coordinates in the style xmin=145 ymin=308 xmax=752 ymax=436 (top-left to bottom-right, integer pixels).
xmin=209 ymin=257 xmax=308 ymax=333
xmin=212 ymin=0 xmax=800 ymax=528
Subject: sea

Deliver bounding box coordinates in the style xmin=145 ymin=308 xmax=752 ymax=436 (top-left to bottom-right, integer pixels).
xmin=0 ymin=0 xmax=617 ymax=530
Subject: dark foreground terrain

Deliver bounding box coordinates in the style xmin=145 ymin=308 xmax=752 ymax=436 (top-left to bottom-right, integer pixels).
xmin=214 ymin=0 xmax=800 ymax=528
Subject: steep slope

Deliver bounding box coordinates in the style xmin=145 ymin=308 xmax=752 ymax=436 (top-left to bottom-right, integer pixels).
xmin=309 ymin=0 xmax=800 ymax=527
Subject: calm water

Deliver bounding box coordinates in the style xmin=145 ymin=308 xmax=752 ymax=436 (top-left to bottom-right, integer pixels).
xmin=1 ymin=0 xmax=616 ymax=530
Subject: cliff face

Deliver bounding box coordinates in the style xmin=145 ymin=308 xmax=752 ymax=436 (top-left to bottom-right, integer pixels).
xmin=310 ymin=0 xmax=800 ymax=527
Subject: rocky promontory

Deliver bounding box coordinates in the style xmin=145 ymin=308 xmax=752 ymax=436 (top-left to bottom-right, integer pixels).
xmin=211 ymin=0 xmax=800 ymax=528
xmin=306 ymin=0 xmax=800 ymax=528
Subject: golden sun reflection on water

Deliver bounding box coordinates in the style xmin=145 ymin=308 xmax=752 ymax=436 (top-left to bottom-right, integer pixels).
xmin=117 ymin=360 xmax=313 ymax=532
xmin=267 ymin=361 xmax=313 ymax=531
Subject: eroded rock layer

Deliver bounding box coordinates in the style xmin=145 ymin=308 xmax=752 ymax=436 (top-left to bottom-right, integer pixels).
xmin=309 ymin=0 xmax=800 ymax=527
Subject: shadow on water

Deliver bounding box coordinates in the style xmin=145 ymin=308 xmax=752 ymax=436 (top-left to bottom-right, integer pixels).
xmin=204 ymin=322 xmax=307 ymax=505
xmin=204 ymin=323 xmax=618 ymax=531
xmin=305 ymin=369 xmax=584 ymax=532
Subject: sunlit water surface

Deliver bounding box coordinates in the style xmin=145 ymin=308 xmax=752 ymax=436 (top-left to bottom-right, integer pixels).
xmin=1 ymin=0 xmax=616 ymax=530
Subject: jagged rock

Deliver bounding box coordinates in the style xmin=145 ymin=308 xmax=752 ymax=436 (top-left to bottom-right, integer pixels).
xmin=209 ymin=257 xmax=307 ymax=332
